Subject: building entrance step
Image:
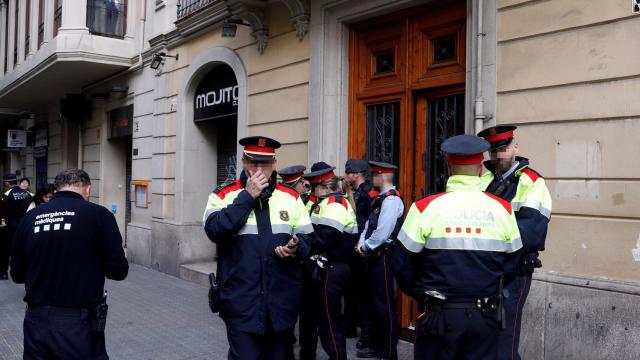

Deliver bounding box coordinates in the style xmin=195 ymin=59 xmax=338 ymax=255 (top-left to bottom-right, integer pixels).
xmin=179 ymin=262 xmax=217 ymax=287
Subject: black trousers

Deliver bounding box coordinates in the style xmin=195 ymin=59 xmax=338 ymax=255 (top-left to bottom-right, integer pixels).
xmin=23 ymin=306 xmax=108 ymax=360
xmin=0 ymin=227 xmax=14 ymax=276
xmin=315 ymin=262 xmax=350 ymax=360
xmin=497 ymin=275 xmax=532 ymax=360
xmin=343 ymin=257 xmax=374 ymax=342
xmin=226 ymin=321 xmax=293 ymax=360
xmin=367 ymin=252 xmax=399 ymax=359
xmin=298 ymin=272 xmax=319 ymax=360
xmin=414 ymin=308 xmax=499 ymax=360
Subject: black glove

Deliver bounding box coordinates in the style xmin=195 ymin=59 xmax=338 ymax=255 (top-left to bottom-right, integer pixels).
xmin=519 ymin=252 xmax=542 ymax=276
xmin=208 ymin=273 xmax=221 ymax=313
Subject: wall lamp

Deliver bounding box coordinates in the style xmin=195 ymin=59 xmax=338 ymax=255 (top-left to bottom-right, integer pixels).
xmin=222 ymin=19 xmax=251 ymax=38
xmin=150 ymin=52 xmax=179 ymax=70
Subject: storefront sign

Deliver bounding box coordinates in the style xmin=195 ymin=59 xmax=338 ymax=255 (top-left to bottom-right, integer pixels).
xmin=109 ymin=105 xmax=133 ymax=139
xmin=6 ymin=129 xmax=27 ymax=148
xmin=193 ymin=64 xmax=238 ymax=123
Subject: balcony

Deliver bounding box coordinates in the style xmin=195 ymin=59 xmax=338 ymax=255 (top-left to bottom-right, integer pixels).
xmin=177 ymin=0 xmax=218 ymax=20
xmin=87 ymin=0 xmax=127 ymax=38
xmin=0 ymin=0 xmax=136 ymax=111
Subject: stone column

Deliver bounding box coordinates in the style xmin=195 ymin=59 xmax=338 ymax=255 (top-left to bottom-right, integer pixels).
xmin=43 ymin=0 xmax=53 ymax=42
xmin=7 ymin=0 xmax=15 ymax=70
xmin=28 ymin=0 xmax=38 ymax=56
xmin=16 ymin=0 xmax=25 ymax=65
xmin=59 ymin=0 xmax=88 ymax=32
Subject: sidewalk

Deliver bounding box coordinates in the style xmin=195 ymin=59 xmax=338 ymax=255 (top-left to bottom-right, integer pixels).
xmin=0 ymin=264 xmax=412 ymax=359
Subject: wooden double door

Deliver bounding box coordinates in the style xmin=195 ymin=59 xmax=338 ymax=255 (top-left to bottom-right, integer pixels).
xmin=348 ymin=0 xmax=467 ymax=338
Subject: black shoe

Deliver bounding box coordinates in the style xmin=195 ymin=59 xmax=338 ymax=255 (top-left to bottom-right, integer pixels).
xmin=0 ymin=273 xmax=8 ymax=280
xmin=356 ymin=347 xmax=379 ymax=358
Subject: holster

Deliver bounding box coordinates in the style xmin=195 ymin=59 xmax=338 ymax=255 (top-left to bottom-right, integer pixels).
xmin=519 ymin=252 xmax=543 ymax=276
xmin=90 ymin=303 xmax=108 ymax=333
xmin=416 ymin=292 xmax=447 ymax=338
xmin=303 ymin=255 xmax=329 ymax=282
xmin=208 ymin=273 xmax=222 ymax=313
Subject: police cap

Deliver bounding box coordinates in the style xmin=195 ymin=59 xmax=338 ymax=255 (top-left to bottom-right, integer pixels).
xmin=345 ymin=159 xmax=370 ymax=174
xmin=441 ymin=135 xmax=490 ymax=165
xmin=477 ymin=125 xmax=517 ymax=150
xmin=278 ymin=165 xmax=306 ymax=184
xmin=239 ymin=136 xmax=281 ymax=161
xmin=368 ymin=161 xmax=398 ymax=174
xmin=303 ymin=162 xmax=336 ymax=185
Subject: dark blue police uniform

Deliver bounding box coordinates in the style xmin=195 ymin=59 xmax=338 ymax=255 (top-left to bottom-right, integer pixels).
xmin=10 ymin=191 xmax=129 ymax=359
xmin=343 ymin=159 xmax=378 ymax=347
xmin=0 ymin=185 xmax=32 ymax=278
xmin=203 ymin=136 xmax=314 ymax=360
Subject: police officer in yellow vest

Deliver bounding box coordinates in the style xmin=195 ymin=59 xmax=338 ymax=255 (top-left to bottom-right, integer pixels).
xmin=302 ymin=162 xmax=358 ymax=360
xmin=278 ymin=165 xmax=318 ymax=360
xmin=203 ymin=136 xmax=314 ymax=360
xmin=394 ymin=134 xmax=522 ymax=360
xmin=477 ymin=125 xmax=552 ymax=360
xmin=278 ymin=165 xmax=315 ymax=214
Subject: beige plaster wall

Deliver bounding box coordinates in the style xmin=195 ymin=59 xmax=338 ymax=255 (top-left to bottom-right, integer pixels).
xmin=497 ymin=0 xmax=640 ymax=281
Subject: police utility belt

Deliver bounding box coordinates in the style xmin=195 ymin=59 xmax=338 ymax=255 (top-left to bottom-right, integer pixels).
xmin=26 ymin=291 xmax=109 ymax=333
xmin=417 ymin=279 xmax=507 ymax=337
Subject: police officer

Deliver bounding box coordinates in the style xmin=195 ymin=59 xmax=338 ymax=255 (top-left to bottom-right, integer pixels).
xmin=478 ymin=125 xmax=552 ymax=360
xmin=343 ymin=159 xmax=378 ymax=347
xmin=355 ymin=161 xmax=402 ymax=360
xmin=0 ymin=174 xmax=32 ymax=280
xmin=203 ymin=136 xmax=314 ymax=359
xmin=278 ymin=165 xmax=317 ymax=360
xmin=394 ymin=135 xmax=522 ymax=360
xmin=10 ymin=169 xmax=129 ymax=359
xmin=303 ymin=162 xmax=358 ymax=360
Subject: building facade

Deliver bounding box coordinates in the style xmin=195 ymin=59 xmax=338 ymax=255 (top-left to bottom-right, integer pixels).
xmin=0 ymin=0 xmax=638 ymax=357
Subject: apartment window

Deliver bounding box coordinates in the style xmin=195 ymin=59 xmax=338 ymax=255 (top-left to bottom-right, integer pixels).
xmin=25 ymin=0 xmax=30 ymax=59
xmin=87 ymin=0 xmax=127 ymax=38
xmin=53 ymin=0 xmax=62 ymax=37
xmin=38 ymin=0 xmax=44 ymax=47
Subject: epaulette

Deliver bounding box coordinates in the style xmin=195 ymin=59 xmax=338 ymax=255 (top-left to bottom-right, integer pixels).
xmin=275 ymin=183 xmax=300 ymax=199
xmin=368 ymin=190 xmax=380 ymax=198
xmin=213 ymin=180 xmax=242 ymax=200
xmin=520 ymin=167 xmax=543 ymax=183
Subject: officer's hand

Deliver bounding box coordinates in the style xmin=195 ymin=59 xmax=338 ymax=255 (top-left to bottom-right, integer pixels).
xmin=275 ymin=235 xmax=298 ymax=258
xmin=355 ymin=243 xmax=367 ymax=257
xmin=246 ymin=170 xmax=269 ymax=199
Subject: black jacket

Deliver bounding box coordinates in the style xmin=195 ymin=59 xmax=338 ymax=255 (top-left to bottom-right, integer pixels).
xmin=10 ymin=191 xmax=129 ymax=308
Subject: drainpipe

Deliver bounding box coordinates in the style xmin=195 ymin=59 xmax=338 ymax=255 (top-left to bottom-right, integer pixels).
xmin=474 ymin=0 xmax=486 ymax=134
xmin=138 ymin=0 xmax=147 ymax=65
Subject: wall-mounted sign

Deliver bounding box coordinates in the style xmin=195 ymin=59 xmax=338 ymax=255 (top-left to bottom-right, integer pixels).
xmin=109 ymin=105 xmax=133 ymax=139
xmin=7 ymin=129 xmax=27 ymax=148
xmin=194 ymin=64 xmax=238 ymax=123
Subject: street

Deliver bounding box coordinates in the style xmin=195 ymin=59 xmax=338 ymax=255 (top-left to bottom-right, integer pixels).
xmin=0 ymin=264 xmax=412 ymax=359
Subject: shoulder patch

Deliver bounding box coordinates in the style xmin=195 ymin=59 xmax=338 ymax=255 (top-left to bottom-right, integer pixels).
xmin=521 ymin=168 xmax=543 ymax=183
xmin=327 ymin=196 xmax=348 ymax=209
xmin=368 ymin=190 xmax=380 ymax=198
xmin=214 ymin=180 xmax=242 ymax=200
xmin=415 ymin=192 xmax=447 ymax=213
xmin=276 ymin=183 xmax=300 ymax=199
xmin=385 ymin=189 xmax=401 ymax=198
xmin=483 ymin=192 xmax=513 ymax=215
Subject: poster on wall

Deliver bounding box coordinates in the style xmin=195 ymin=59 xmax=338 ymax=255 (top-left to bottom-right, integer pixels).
xmin=109 ymin=105 xmax=134 ymax=139
xmin=193 ymin=64 xmax=238 ymax=123
xmin=6 ymin=129 xmax=27 ymax=148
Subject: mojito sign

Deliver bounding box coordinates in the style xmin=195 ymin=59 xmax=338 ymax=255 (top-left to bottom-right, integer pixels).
xmin=194 ymin=64 xmax=238 ymax=123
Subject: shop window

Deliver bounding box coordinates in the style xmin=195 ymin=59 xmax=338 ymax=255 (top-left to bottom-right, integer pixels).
xmin=87 ymin=0 xmax=127 ymax=38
